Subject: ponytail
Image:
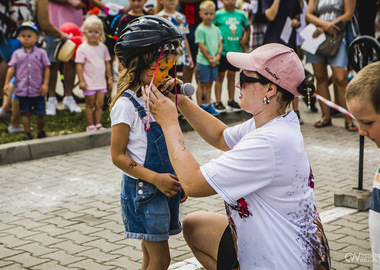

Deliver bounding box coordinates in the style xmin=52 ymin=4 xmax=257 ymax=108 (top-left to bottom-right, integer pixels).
xmin=297 ymin=78 xmax=316 ymax=110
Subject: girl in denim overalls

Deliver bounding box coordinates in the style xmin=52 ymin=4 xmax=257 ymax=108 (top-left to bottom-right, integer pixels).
xmin=109 ymin=16 xmax=186 ymax=269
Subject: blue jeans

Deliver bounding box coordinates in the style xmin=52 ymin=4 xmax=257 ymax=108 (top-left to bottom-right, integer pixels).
xmin=121 ymin=174 xmax=182 ymax=241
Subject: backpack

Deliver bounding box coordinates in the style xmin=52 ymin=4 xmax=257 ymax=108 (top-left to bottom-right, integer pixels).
xmin=102 ymin=14 xmax=124 ymax=40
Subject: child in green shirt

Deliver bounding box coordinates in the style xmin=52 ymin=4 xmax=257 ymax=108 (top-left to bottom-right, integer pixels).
xmin=213 ymin=0 xmax=250 ymax=112
xmin=195 ymin=0 xmax=223 ymax=115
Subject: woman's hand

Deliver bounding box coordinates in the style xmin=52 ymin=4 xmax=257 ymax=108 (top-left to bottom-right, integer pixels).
xmin=159 ymin=76 xmax=181 ymax=94
xmin=156 ymin=77 xmax=186 ymax=104
xmin=312 ymin=26 xmax=324 ymax=38
xmin=142 ymin=84 xmax=179 ymax=129
xmin=291 ymin=18 xmax=301 ymax=29
xmin=322 ymin=21 xmax=339 ymax=35
xmin=59 ymin=32 xmax=69 ymax=41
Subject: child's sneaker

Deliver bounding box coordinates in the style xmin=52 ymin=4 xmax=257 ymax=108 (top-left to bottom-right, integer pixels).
xmin=227 ymin=100 xmax=242 ymax=112
xmin=95 ymin=123 xmax=105 ymax=130
xmin=23 ymin=133 xmax=33 ymax=140
xmin=63 ymin=96 xmax=82 ymax=113
xmin=214 ymin=102 xmax=226 ymax=113
xmin=86 ymin=125 xmax=96 ymax=131
xmin=200 ymin=104 xmax=219 ymax=116
xmin=46 ymin=97 xmax=58 ymax=116
xmin=37 ymin=131 xmax=47 ymax=138
xmin=8 ymin=125 xmax=24 ymax=134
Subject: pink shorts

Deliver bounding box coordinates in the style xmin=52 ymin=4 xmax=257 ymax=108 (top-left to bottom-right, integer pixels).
xmin=82 ymin=89 xmax=107 ymax=96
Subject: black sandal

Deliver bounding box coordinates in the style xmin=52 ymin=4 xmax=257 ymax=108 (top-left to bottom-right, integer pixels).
xmin=314 ymin=119 xmax=332 ymax=128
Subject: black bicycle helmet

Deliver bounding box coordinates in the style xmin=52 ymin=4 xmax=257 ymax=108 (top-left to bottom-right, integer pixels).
xmin=114 ymin=15 xmax=182 ymax=67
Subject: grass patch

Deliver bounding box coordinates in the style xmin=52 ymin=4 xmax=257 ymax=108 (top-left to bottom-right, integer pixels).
xmin=0 ymin=109 xmax=111 ymax=145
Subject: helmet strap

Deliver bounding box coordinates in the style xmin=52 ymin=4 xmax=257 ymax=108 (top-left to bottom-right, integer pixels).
xmin=174 ymin=60 xmax=177 ymax=107
xmin=146 ymin=45 xmax=165 ymax=131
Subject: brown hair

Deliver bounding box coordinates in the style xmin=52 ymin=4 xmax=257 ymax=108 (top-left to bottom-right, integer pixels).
xmin=110 ymin=52 xmax=156 ymax=110
xmin=346 ymin=61 xmax=380 ymax=114
xmin=110 ymin=45 xmax=179 ymax=110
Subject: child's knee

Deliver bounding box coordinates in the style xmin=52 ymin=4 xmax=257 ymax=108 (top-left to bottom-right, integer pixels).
xmin=226 ymin=71 xmax=235 ymax=80
xmin=95 ymin=102 xmax=104 ymax=110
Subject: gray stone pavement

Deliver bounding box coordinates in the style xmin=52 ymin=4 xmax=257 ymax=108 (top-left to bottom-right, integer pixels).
xmin=0 ymin=102 xmax=379 ymax=269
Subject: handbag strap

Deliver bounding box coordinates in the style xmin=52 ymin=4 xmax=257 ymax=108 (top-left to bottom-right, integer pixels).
xmin=350 ymin=11 xmax=360 ymax=37
xmin=314 ymin=0 xmax=320 ymax=17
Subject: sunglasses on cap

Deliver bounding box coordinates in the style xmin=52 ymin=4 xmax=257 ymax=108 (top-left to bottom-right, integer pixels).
xmin=239 ymin=71 xmax=262 ymax=88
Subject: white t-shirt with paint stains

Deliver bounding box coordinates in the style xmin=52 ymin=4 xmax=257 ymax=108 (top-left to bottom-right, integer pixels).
xmin=200 ymin=110 xmax=322 ymax=269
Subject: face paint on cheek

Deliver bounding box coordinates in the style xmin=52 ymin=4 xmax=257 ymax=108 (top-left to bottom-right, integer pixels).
xmin=147 ymin=58 xmax=175 ymax=87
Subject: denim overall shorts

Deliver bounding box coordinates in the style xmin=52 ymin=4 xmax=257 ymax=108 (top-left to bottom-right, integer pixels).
xmin=120 ymin=92 xmax=182 ymax=241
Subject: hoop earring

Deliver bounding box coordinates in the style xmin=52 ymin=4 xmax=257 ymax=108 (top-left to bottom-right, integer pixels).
xmin=263 ymin=96 xmax=270 ymax=104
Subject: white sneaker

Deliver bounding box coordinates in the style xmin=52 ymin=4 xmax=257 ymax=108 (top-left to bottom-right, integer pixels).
xmin=8 ymin=125 xmax=24 ymax=134
xmin=63 ymin=96 xmax=81 ymax=113
xmin=46 ymin=97 xmax=58 ymax=116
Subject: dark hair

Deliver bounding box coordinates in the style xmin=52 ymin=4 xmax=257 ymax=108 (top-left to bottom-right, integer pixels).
xmin=256 ymin=72 xmax=315 ymax=104
xmin=297 ymin=78 xmax=315 ymax=97
xmin=256 ymin=73 xmax=294 ymax=103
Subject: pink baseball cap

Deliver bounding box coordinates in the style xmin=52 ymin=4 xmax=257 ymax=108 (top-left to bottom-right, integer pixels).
xmin=227 ymin=43 xmax=305 ymax=97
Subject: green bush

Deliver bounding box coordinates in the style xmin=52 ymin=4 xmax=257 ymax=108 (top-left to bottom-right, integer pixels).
xmin=0 ymin=110 xmax=111 ymax=144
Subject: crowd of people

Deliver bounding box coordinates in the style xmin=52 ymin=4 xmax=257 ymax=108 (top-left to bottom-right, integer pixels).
xmin=1 ymin=0 xmax=378 ymax=140
xmin=1 ymin=0 xmax=380 ymax=269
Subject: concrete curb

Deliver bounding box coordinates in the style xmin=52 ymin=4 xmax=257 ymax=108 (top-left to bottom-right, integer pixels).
xmin=0 ymin=111 xmax=251 ymax=165
xmin=0 ymin=129 xmax=111 ymax=165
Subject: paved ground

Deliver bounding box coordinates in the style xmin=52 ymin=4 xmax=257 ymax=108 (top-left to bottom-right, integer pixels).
xmin=0 ymin=99 xmax=379 ymax=269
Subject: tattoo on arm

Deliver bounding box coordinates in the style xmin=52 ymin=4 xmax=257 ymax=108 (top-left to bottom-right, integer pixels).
xmin=129 ymin=161 xmax=137 ymax=169
xmin=178 ymin=139 xmax=187 ymax=151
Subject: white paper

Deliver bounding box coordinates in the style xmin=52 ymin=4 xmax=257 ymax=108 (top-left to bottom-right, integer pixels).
xmin=280 ymin=17 xmax=293 ymax=44
xmin=300 ymin=24 xmax=326 ymax=54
